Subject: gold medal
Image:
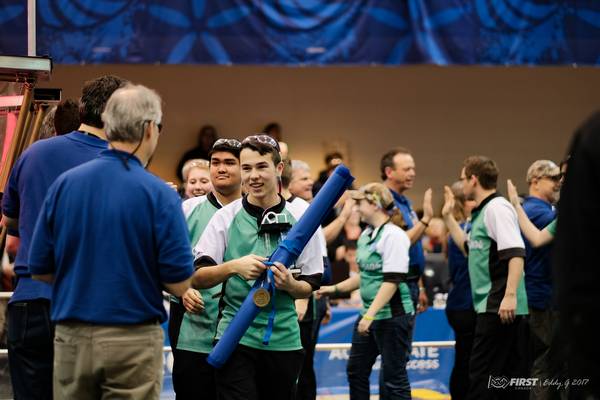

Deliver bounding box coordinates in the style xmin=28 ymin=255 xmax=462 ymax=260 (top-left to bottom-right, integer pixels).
xmin=253 ymin=288 xmax=271 ymax=307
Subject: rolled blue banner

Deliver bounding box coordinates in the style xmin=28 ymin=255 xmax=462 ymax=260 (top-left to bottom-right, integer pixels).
xmin=207 ymin=165 xmax=354 ymax=368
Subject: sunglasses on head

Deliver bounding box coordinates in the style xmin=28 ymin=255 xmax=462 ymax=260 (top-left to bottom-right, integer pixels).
xmin=212 ymin=138 xmax=242 ymax=149
xmin=242 ymin=134 xmax=280 ymax=152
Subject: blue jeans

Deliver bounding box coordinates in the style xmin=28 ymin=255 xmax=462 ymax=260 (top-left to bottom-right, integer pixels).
xmin=347 ymin=314 xmax=413 ymax=400
xmin=7 ymin=300 xmax=54 ymax=400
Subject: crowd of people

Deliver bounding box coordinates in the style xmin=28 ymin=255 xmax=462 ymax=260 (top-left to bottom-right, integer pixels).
xmin=0 ymin=73 xmax=598 ymax=400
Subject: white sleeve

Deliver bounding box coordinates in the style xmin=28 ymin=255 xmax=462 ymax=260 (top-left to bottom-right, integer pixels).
xmin=181 ymin=196 xmax=206 ymax=219
xmin=193 ymin=209 xmax=227 ymax=264
xmin=377 ymin=225 xmax=410 ymax=274
xmin=296 ymin=231 xmax=325 ymax=276
xmin=316 ymin=227 xmax=327 ymax=257
xmin=484 ymin=199 xmax=526 ymax=256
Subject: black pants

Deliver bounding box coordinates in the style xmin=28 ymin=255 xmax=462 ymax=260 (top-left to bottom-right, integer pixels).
xmin=297 ymin=319 xmax=317 ymax=400
xmin=216 ymin=344 xmax=304 ymax=400
xmin=446 ymin=308 xmax=477 ymax=400
xmin=467 ymin=313 xmax=528 ymax=400
xmin=169 ymin=299 xmax=217 ymax=400
xmin=528 ymin=308 xmax=567 ymax=400
xmin=172 ymin=349 xmax=217 ymax=400
xmin=297 ymin=294 xmax=330 ymax=400
xmin=168 ymin=298 xmax=185 ymax=349
xmin=7 ymin=299 xmax=54 ymax=400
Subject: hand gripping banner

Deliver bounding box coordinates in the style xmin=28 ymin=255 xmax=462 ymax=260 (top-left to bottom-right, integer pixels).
xmin=207 ymin=165 xmax=354 ymax=368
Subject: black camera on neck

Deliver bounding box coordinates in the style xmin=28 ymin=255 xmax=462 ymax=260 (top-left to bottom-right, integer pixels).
xmin=258 ymin=211 xmax=292 ymax=235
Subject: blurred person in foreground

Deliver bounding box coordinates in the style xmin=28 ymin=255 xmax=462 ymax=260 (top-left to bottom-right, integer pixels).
xmin=29 ymin=84 xmax=193 ymax=399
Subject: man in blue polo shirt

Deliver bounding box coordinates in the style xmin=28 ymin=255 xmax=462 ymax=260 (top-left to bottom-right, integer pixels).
xmin=380 ymin=147 xmax=433 ymax=312
xmin=1 ymin=74 xmax=126 ymax=399
xmin=521 ymin=160 xmax=561 ymax=399
xmin=29 ymin=84 xmax=193 ymax=399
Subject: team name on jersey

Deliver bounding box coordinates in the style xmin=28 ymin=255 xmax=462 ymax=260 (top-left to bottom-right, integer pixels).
xmin=360 ymin=263 xmax=382 ymax=271
xmin=469 ymin=239 xmax=484 ymax=250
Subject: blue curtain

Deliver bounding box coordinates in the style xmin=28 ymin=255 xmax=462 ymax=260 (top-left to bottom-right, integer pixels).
xmin=1 ymin=0 xmax=599 ymax=65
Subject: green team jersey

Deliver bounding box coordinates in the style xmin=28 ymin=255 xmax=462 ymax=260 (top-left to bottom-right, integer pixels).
xmin=546 ymin=218 xmax=557 ymax=236
xmin=175 ymin=193 xmax=223 ymax=354
xmin=467 ymin=193 xmax=528 ymax=315
xmin=195 ymin=195 xmax=324 ymax=351
xmin=356 ymin=222 xmax=414 ymax=320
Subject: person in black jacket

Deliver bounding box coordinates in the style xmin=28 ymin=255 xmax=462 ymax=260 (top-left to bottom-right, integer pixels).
xmin=553 ymin=111 xmax=600 ymax=398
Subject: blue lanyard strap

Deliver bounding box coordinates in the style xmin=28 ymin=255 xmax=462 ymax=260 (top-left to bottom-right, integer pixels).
xmin=260 ymin=262 xmax=277 ymax=345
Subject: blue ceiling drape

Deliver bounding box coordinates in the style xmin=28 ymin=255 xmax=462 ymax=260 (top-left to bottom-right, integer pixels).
xmin=1 ymin=0 xmax=599 ymax=65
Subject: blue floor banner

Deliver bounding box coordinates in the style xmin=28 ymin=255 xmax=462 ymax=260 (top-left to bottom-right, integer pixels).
xmin=315 ymin=307 xmax=454 ymax=396
xmin=159 ymin=306 xmax=454 ymax=398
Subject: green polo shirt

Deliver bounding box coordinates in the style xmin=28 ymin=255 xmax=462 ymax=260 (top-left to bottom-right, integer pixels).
xmin=468 ymin=193 xmax=528 ymax=315
xmin=176 ymin=193 xmax=223 ymax=354
xmin=195 ymin=195 xmax=323 ymax=351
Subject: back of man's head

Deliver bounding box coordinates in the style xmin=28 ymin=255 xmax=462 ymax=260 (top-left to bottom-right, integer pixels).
xmin=463 ymin=155 xmax=499 ymax=190
xmin=54 ymin=99 xmax=81 ymax=135
xmin=80 ymin=75 xmax=127 ymax=129
xmin=102 ymin=84 xmax=162 ymax=143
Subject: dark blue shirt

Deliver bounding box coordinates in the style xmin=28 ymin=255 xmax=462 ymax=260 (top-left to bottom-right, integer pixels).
xmin=522 ymin=196 xmax=556 ymax=310
xmin=2 ymin=132 xmax=107 ymax=303
xmin=29 ymin=150 xmax=194 ymax=324
xmin=446 ymin=222 xmax=473 ymax=311
xmin=390 ymin=189 xmax=425 ymax=278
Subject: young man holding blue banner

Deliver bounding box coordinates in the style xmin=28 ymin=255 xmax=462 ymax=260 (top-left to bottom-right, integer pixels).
xmin=192 ymin=135 xmax=323 ymax=400
xmin=168 ymin=138 xmax=242 ymax=400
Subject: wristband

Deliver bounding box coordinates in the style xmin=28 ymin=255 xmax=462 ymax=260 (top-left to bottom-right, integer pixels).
xmin=420 ymin=219 xmax=429 ymax=227
xmin=362 ymin=314 xmax=375 ymax=321
xmin=334 ymin=285 xmax=340 ymax=295
xmin=419 ymin=287 xmax=426 ymax=292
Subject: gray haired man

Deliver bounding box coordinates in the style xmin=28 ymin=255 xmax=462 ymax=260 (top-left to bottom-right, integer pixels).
xmin=521 ymin=160 xmax=561 ymax=400
xmin=29 ymin=84 xmax=194 ymax=399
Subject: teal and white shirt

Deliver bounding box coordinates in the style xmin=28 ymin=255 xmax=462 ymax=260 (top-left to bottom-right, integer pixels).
xmin=176 ymin=192 xmax=224 ymax=354
xmin=356 ymin=222 xmax=414 ymax=319
xmin=194 ymin=195 xmax=324 ymax=351
xmin=467 ymin=193 xmax=528 ymax=315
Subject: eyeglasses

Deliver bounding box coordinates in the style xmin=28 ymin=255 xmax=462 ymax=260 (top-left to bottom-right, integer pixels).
xmin=242 ymin=134 xmax=280 ymax=152
xmin=212 ymin=138 xmax=242 ymax=149
xmin=144 ymin=120 xmax=162 ymax=134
